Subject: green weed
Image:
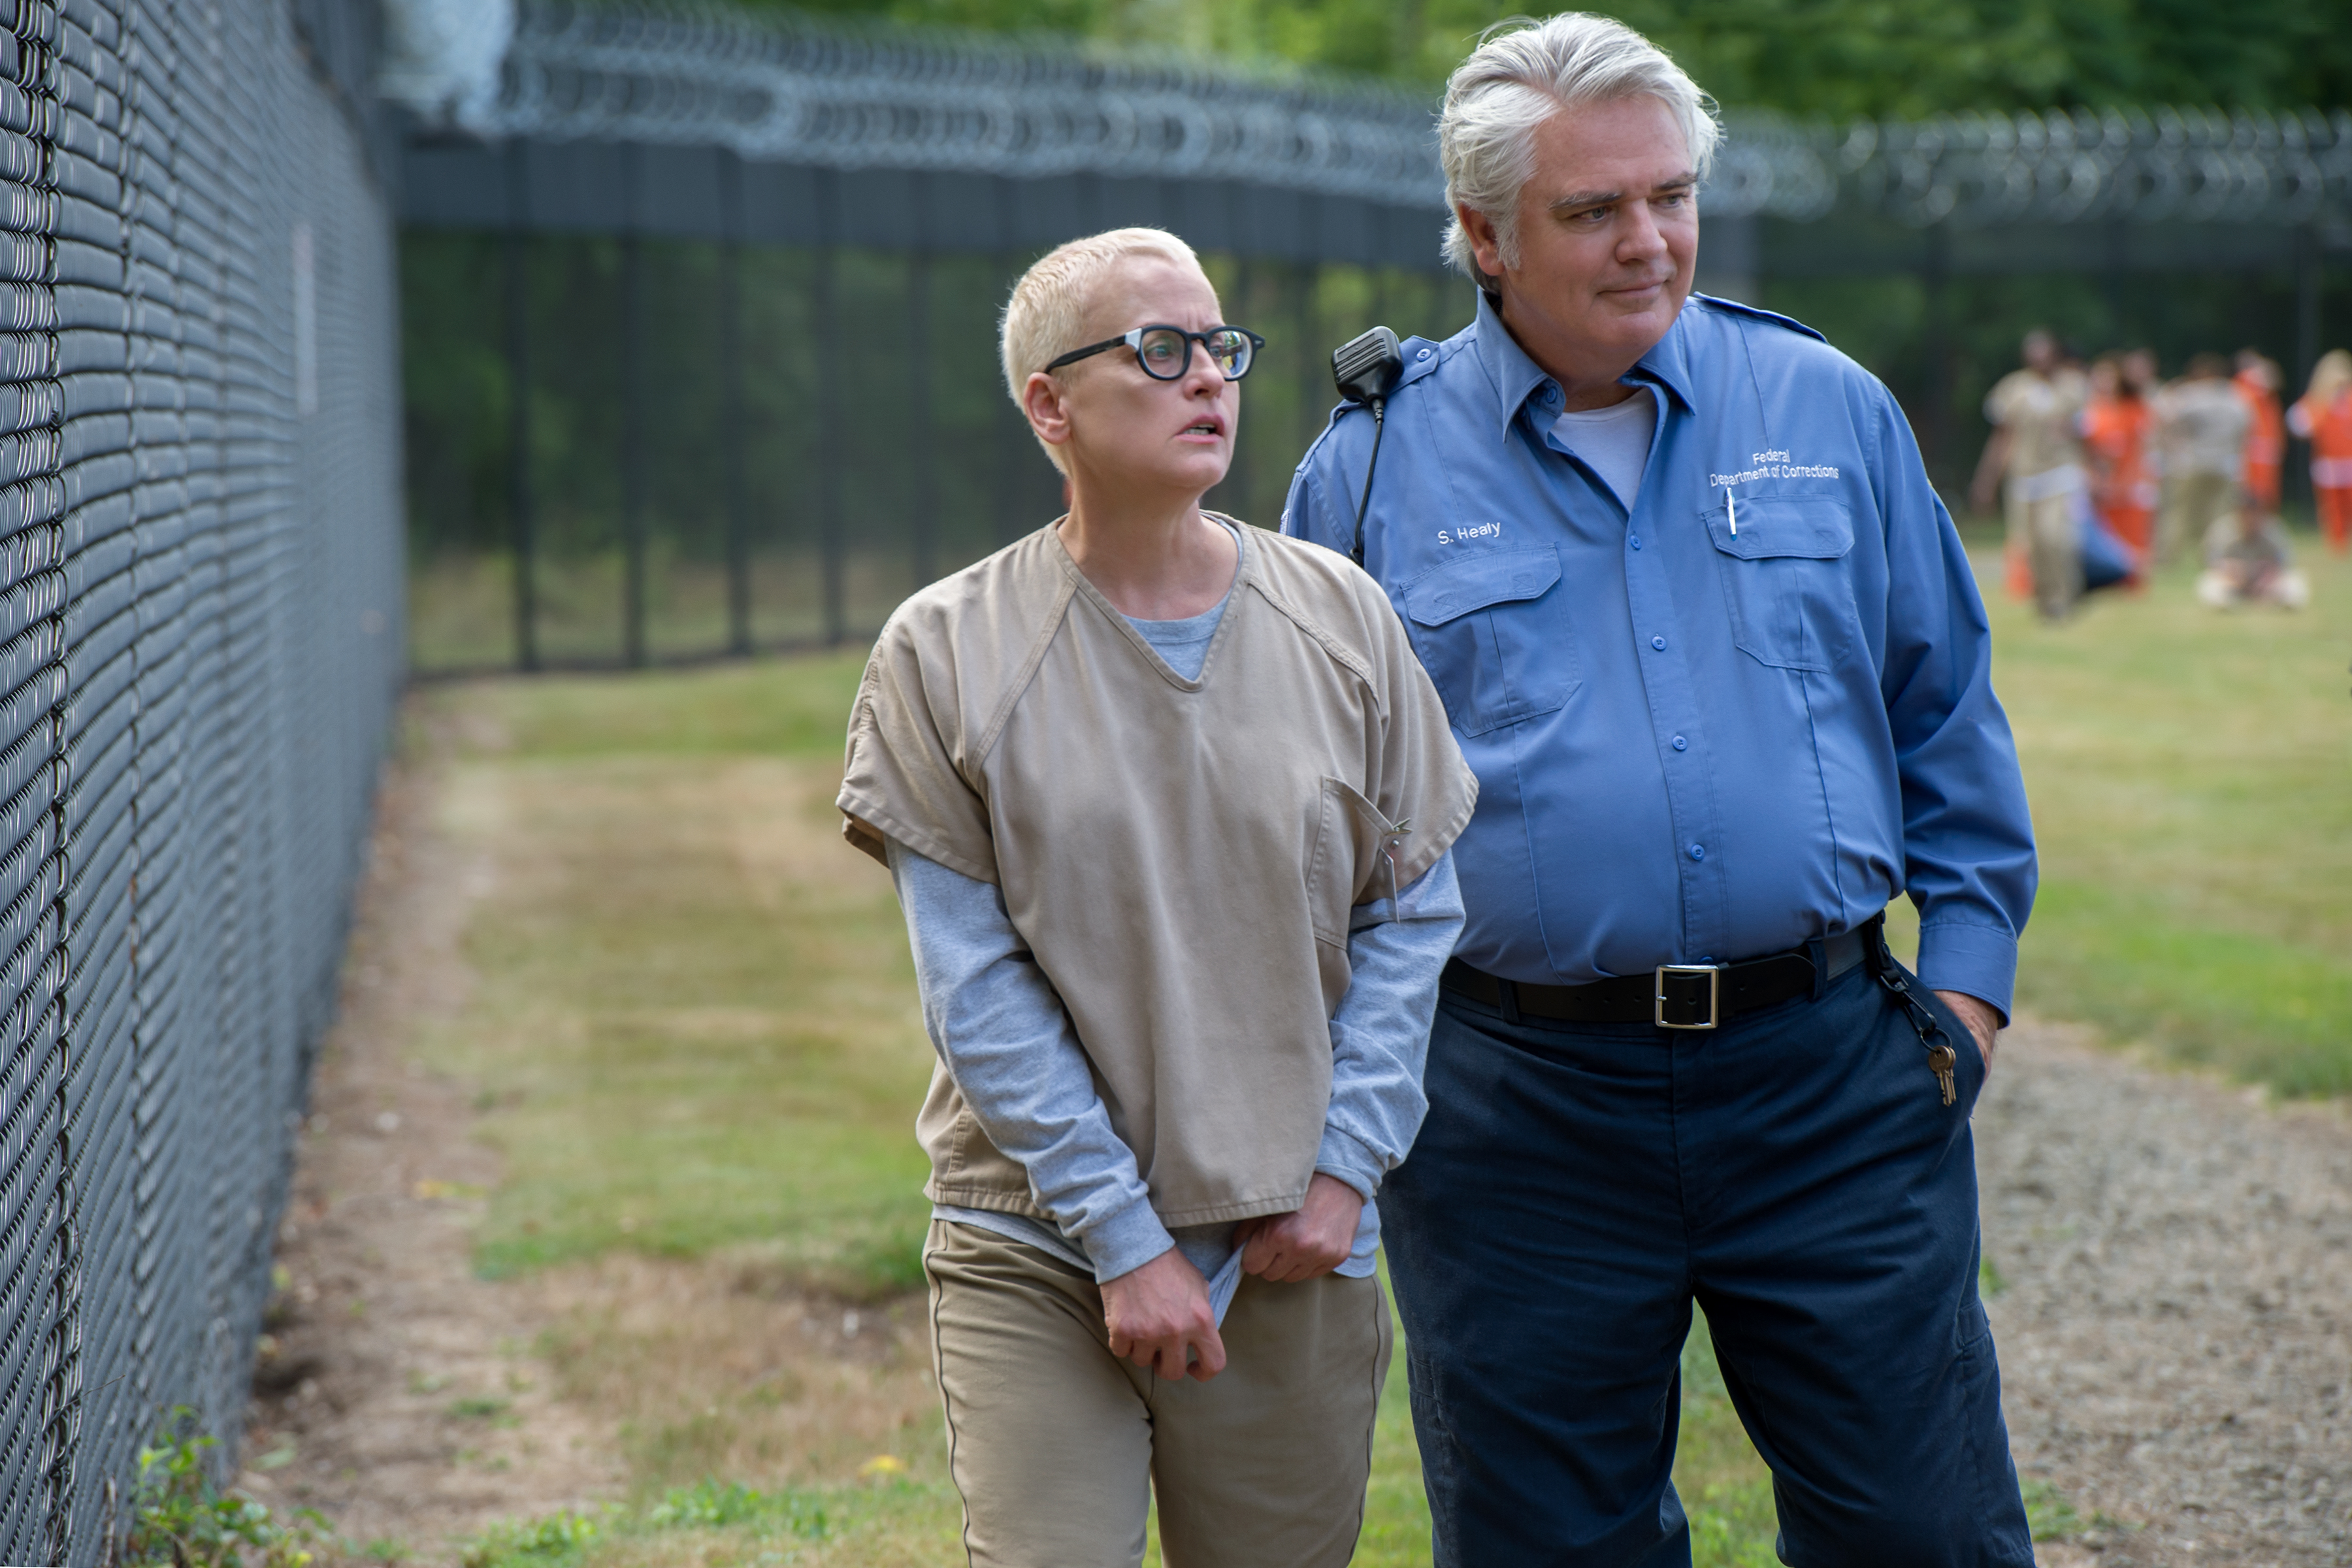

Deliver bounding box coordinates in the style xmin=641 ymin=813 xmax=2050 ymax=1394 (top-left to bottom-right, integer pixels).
xmin=118 ymin=1411 xmax=326 ymax=1568
xmin=2023 ymin=1478 xmax=2084 ymax=1541
xmin=462 ymin=1482 xmax=936 ymax=1568
xmin=461 ymin=1509 xmax=611 ymax=1568
xmin=642 ymin=1479 xmax=830 ymax=1534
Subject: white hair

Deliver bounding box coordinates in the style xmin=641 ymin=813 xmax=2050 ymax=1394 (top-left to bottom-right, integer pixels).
xmin=1439 ymin=14 xmax=1721 ymax=287
xmin=1000 ymin=227 xmax=1209 ymax=474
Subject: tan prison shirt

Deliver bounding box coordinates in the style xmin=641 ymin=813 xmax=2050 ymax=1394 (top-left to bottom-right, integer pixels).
xmin=2157 ymin=377 xmax=2252 ymax=478
xmin=839 ymin=519 xmax=1475 ymax=1228
xmin=1984 ymin=368 xmax=2087 ymax=478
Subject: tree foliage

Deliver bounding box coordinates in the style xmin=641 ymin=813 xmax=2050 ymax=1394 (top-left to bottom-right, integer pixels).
xmin=714 ymin=0 xmax=2352 ymax=115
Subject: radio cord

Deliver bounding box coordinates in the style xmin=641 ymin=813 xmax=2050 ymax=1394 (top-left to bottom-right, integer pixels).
xmin=1349 ymin=398 xmax=1389 ymax=567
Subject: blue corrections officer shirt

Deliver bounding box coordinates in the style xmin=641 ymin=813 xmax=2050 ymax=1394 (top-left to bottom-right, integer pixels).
xmin=1282 ymin=292 xmax=2036 ymax=1016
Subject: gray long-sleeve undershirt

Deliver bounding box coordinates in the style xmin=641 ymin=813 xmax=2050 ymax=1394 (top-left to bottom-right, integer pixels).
xmin=885 ymin=583 xmax=1465 ymax=1307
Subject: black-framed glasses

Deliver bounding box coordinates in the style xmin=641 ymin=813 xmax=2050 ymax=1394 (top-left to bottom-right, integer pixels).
xmin=1045 ymin=324 xmax=1264 ymax=382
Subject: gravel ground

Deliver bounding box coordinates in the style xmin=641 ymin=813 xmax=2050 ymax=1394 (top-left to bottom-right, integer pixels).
xmin=1980 ymin=1023 xmax=2352 ymax=1567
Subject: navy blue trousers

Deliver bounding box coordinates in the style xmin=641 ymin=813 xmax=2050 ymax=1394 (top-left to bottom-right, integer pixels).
xmin=1381 ymin=961 xmax=2035 ymax=1568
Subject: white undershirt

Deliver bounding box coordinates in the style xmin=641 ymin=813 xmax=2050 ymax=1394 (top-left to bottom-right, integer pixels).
xmin=1550 ymin=390 xmax=1658 ymax=512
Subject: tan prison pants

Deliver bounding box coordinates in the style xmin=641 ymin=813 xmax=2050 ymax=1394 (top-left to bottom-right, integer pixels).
xmin=923 ymin=1220 xmax=1392 ymax=1568
xmin=2159 ymin=471 xmax=2237 ymax=566
xmin=2004 ymin=481 xmax=2081 ymax=619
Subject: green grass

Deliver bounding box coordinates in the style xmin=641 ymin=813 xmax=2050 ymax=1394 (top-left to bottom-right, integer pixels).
xmin=1977 ymin=546 xmax=2352 ymax=1092
xmin=431 ymin=654 xmax=871 ymax=762
xmin=417 ymin=542 xmax=2345 ymax=1561
xmin=414 ymin=655 xmax=936 ymax=1292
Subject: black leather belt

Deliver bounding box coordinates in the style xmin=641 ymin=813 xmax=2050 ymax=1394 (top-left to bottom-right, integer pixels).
xmin=1441 ymin=921 xmax=1874 ymax=1030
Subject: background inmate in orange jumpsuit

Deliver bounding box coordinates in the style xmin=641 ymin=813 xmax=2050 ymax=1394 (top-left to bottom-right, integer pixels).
xmin=2236 ymin=365 xmax=2285 ymax=514
xmin=2290 ymin=386 xmax=2352 ymax=554
xmin=2082 ymin=391 xmax=2157 ymax=574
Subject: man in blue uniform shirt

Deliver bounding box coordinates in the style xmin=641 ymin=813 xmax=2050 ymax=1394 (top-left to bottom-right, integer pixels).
xmin=1283 ymin=16 xmax=2038 ymax=1567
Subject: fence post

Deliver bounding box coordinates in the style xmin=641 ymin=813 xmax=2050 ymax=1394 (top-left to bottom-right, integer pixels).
xmin=504 ymin=141 xmax=538 ymax=672
xmin=1295 ymin=259 xmax=1320 ymax=470
xmin=2100 ymin=216 xmax=2129 ymax=345
xmin=1228 ymin=255 xmax=1254 ymax=517
xmin=992 ymin=257 xmax=1024 ymax=546
xmin=908 ymin=222 xmax=936 ymax=587
xmin=2291 ymin=222 xmax=2323 ymax=516
xmin=816 ymin=168 xmax=846 ymax=645
xmin=1921 ymin=220 xmax=1953 ymax=488
xmin=720 ymin=152 xmax=751 ymax=656
xmin=621 ymin=148 xmax=649 ymax=667
xmin=2294 ymin=222 xmax=2323 ymax=398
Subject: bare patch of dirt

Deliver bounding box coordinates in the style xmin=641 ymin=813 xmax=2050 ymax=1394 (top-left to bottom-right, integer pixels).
xmin=1981 ymin=1022 xmax=2352 ymax=1567
xmin=235 ymin=734 xmax=622 ymax=1553
xmin=235 ymin=730 xmax=936 ymax=1562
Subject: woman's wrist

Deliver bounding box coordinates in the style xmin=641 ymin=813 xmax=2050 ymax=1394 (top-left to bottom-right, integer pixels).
xmin=1077 ymin=1192 xmax=1177 ymax=1283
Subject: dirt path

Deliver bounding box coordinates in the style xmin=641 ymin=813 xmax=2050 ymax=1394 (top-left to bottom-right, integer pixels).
xmin=235 ymin=740 xmax=934 ymax=1561
xmin=233 ymin=742 xmax=627 ymax=1549
xmin=240 ymin=743 xmax=2352 ymax=1565
xmin=1980 ymin=1025 xmax=2352 ymax=1566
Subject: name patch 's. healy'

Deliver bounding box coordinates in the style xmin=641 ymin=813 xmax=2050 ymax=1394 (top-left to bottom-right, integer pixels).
xmin=1437 ymin=522 xmax=1503 ymax=545
xmin=1710 ymin=450 xmax=1842 ymax=486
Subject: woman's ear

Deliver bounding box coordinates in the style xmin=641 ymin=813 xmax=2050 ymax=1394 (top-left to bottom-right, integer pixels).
xmin=1023 ymin=370 xmax=1074 ymax=456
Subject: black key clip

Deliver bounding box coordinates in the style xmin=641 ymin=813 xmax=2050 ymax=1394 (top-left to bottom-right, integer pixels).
xmin=1862 ymin=915 xmax=1960 ymax=1097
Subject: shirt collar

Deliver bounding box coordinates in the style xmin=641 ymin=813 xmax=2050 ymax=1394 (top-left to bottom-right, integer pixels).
xmin=1469 ymin=289 xmax=1697 ymax=442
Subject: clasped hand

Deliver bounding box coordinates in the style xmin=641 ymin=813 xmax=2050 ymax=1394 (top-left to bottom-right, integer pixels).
xmin=1100 ymin=1173 xmax=1364 ymax=1383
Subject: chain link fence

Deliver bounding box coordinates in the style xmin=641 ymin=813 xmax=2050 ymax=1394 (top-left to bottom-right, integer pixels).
xmin=0 ymin=0 xmax=404 ymax=1560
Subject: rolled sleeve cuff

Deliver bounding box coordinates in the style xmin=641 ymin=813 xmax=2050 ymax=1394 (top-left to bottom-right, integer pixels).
xmin=1071 ymin=1192 xmax=1176 ymax=1284
xmin=1915 ymin=921 xmax=2019 ymax=1024
xmin=1314 ymin=1122 xmax=1389 ymax=1204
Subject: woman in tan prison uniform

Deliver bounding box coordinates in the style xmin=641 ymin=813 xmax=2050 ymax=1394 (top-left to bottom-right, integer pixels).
xmin=838 ymin=229 xmax=1475 ymax=1566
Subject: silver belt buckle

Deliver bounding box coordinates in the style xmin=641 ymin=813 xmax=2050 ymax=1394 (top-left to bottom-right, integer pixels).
xmin=1654 ymin=963 xmax=1725 ymax=1030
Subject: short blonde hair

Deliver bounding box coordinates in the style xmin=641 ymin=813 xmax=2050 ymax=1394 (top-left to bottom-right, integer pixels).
xmin=1000 ymin=227 xmax=1209 ymax=473
xmin=1439 ymin=14 xmax=1720 ymax=286
xmin=2308 ymin=348 xmax=2352 ymax=406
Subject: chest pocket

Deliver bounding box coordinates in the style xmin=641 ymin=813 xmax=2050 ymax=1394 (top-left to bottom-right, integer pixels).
xmin=1307 ymin=778 xmax=1399 ymax=949
xmin=1701 ymin=497 xmax=1857 ymax=672
xmin=1399 ymin=545 xmax=1576 ymax=736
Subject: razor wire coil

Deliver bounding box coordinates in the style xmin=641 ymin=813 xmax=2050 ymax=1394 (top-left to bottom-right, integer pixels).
xmin=447 ymin=1 xmax=2352 ymax=232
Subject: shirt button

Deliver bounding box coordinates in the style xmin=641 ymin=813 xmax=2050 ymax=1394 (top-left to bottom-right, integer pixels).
xmin=1650 ymin=635 xmax=1667 ymax=651
xmin=1688 ymin=843 xmax=1706 ymax=862
xmin=1671 ymin=734 xmax=1688 ymax=751
xmin=1416 ymin=348 xmax=1432 ymax=360
xmin=1629 ymin=534 xmax=1642 ymax=550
